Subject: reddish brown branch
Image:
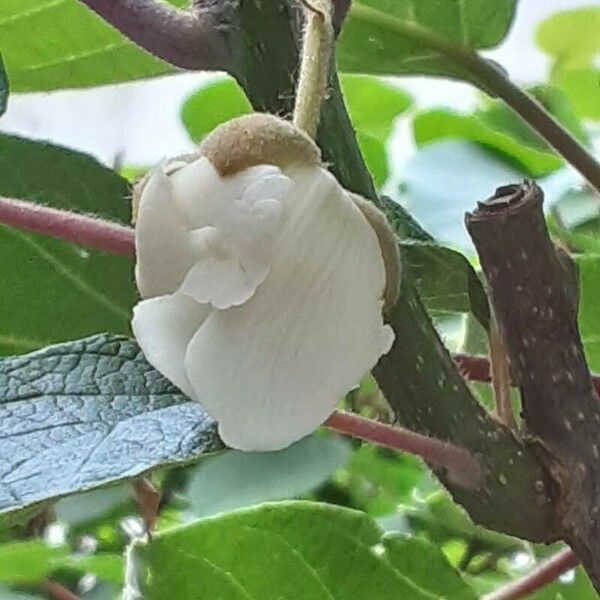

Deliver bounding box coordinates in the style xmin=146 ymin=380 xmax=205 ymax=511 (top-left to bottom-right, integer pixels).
xmin=77 ymin=0 xmax=231 ymax=71
xmin=483 ymin=548 xmax=579 ymax=600
xmin=326 ymin=410 xmax=480 ymax=488
xmin=467 ymin=181 xmax=600 ymax=590
xmin=0 ymin=197 xmax=135 ymax=257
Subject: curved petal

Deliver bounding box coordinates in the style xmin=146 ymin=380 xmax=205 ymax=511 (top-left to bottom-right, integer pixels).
xmin=169 ymin=157 xmax=290 ymax=231
xmin=184 ymin=165 xmax=393 ymax=451
xmin=135 ymin=167 xmax=196 ymax=298
xmin=132 ymin=294 xmax=211 ymax=399
xmin=180 ymin=227 xmax=269 ymax=309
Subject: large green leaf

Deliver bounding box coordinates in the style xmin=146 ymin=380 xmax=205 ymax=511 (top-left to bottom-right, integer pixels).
xmin=0 ymin=134 xmax=135 ymax=355
xmin=384 ymin=534 xmax=476 ymax=600
xmin=0 ymin=334 xmax=221 ymax=517
xmin=0 ymin=0 xmax=187 ymax=92
xmin=340 ymin=75 xmax=411 ymax=187
xmin=186 ymin=433 xmax=351 ymax=517
xmin=338 ymin=0 xmax=517 ymax=80
xmin=130 ymin=501 xmax=469 ymax=599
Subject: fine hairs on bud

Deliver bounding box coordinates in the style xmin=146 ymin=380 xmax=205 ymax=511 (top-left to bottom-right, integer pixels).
xmin=293 ymin=0 xmax=334 ymax=138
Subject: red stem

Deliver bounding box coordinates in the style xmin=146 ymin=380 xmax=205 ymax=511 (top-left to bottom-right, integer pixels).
xmin=77 ymin=0 xmax=231 ymax=71
xmin=327 ymin=409 xmax=480 ymax=488
xmin=483 ymin=548 xmax=579 ymax=600
xmin=0 ymin=197 xmax=135 ymax=257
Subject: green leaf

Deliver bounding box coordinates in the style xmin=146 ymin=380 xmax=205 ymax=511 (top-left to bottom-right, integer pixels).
xmin=0 ymin=54 xmax=7 ymax=116
xmin=0 ymin=334 xmax=221 ymax=517
xmin=383 ymin=534 xmax=477 ymax=600
xmin=340 ymin=75 xmax=411 ymax=187
xmin=187 ymin=434 xmax=351 ymax=517
xmin=0 ymin=540 xmax=122 ymax=586
xmin=413 ymin=109 xmax=562 ymax=177
xmin=0 ymin=135 xmax=135 ymax=355
xmin=0 ymin=541 xmax=68 ymax=584
xmin=380 ymin=196 xmax=490 ymax=328
xmin=404 ymin=491 xmax=522 ymax=554
xmin=552 ymin=67 xmax=600 ymax=121
xmin=400 ymin=241 xmax=490 ymax=327
xmin=337 ymin=445 xmax=426 ymax=516
xmin=61 ymin=553 xmax=124 ymax=586
xmin=181 ymin=77 xmax=252 ymax=143
xmin=577 ymin=255 xmax=600 ymax=373
xmin=481 ymin=85 xmax=589 ymax=148
xmin=132 ymin=501 xmax=438 ymax=599
xmin=536 ymin=7 xmax=600 ymax=68
xmin=338 ymin=0 xmax=517 ymax=80
xmin=0 ymin=0 xmax=187 ymax=92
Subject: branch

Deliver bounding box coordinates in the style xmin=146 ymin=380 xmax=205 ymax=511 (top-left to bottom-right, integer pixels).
xmin=350 ymin=5 xmax=600 ymax=193
xmin=462 ymin=58 xmax=600 ymax=194
xmin=466 ymin=181 xmax=600 ymax=591
xmin=326 ymin=410 xmax=480 ymax=488
xmin=483 ymin=548 xmax=578 ymax=600
xmin=77 ymin=0 xmax=232 ymax=71
xmin=0 ymin=196 xmax=134 ymax=257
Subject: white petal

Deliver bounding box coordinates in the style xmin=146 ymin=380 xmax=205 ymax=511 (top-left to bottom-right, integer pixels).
xmin=174 ymin=166 xmax=291 ymax=309
xmin=184 ymin=165 xmax=393 ymax=451
xmin=135 ymin=167 xmax=196 ymax=298
xmin=180 ymin=227 xmax=268 ymax=309
xmin=169 ymin=157 xmax=289 ymax=231
xmin=132 ymin=294 xmax=211 ymax=399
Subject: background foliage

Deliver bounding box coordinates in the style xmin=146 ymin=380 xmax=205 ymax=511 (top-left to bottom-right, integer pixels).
xmin=0 ymin=1 xmax=599 ymax=598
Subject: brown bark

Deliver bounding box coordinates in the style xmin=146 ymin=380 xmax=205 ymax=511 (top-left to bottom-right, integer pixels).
xmin=466 ymin=181 xmax=600 ymax=590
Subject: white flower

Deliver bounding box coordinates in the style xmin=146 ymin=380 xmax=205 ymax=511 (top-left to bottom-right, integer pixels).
xmin=132 ymin=114 xmax=398 ymax=451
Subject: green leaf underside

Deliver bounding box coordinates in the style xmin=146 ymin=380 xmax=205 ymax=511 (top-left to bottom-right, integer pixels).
xmin=338 ymin=0 xmax=517 ymax=81
xmin=0 ymin=334 xmax=220 ymax=516
xmin=413 ymin=109 xmax=562 ymax=177
xmin=186 ymin=434 xmax=352 ymax=517
xmin=0 ymin=0 xmax=187 ymax=92
xmin=133 ymin=501 xmax=474 ymax=599
xmin=0 ymin=134 xmax=135 ymax=355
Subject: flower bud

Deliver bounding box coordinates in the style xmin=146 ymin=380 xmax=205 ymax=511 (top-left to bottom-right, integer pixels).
xmin=132 ymin=114 xmax=398 ymax=451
